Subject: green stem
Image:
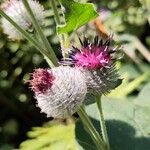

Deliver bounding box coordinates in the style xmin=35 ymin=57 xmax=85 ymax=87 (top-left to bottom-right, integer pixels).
xmin=22 ymin=0 xmax=58 ymax=67
xmin=50 ymin=0 xmax=70 ymax=58
xmin=77 ymin=106 xmax=106 ymax=150
xmin=50 ymin=0 xmax=61 ymax=25
xmin=96 ymin=95 xmax=110 ymax=150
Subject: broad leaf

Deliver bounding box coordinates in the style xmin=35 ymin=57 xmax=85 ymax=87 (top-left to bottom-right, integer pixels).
xmin=84 ymin=93 xmax=150 ymax=150
xmin=57 ymin=0 xmax=98 ymax=34
xmin=20 ymin=122 xmax=80 ymax=150
xmin=136 ymin=82 xmax=150 ymax=106
xmin=109 ymin=72 xmax=149 ymax=98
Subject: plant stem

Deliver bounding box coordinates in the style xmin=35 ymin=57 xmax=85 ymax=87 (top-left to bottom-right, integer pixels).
xmin=77 ymin=106 xmax=106 ymax=150
xmin=96 ymin=95 xmax=110 ymax=150
xmin=50 ymin=0 xmax=61 ymax=25
xmin=50 ymin=0 xmax=70 ymax=58
xmin=22 ymin=0 xmax=58 ymax=67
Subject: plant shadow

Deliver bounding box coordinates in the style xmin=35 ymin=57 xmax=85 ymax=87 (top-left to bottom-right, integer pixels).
xmin=76 ymin=118 xmax=150 ymax=150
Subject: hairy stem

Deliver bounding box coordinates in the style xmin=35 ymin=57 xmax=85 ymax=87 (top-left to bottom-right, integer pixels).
xmin=50 ymin=0 xmax=70 ymax=58
xmin=77 ymin=106 xmax=106 ymax=150
xmin=96 ymin=95 xmax=110 ymax=150
xmin=22 ymin=0 xmax=58 ymax=67
xmin=50 ymin=0 xmax=61 ymax=25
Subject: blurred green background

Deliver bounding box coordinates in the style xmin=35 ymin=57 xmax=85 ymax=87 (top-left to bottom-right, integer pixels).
xmin=0 ymin=0 xmax=150 ymax=149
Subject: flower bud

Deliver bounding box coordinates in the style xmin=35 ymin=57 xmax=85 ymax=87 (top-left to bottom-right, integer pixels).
xmin=29 ymin=66 xmax=87 ymax=118
xmin=1 ymin=0 xmax=45 ymax=40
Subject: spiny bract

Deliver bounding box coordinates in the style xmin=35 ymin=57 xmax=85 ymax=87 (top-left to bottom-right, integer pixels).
xmin=64 ymin=36 xmax=122 ymax=95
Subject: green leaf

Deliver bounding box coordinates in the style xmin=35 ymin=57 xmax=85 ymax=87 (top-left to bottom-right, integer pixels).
xmin=84 ymin=95 xmax=150 ymax=150
xmin=20 ymin=122 xmax=80 ymax=150
xmin=76 ymin=121 xmax=96 ymax=150
xmin=109 ymin=72 xmax=150 ymax=98
xmin=136 ymin=82 xmax=150 ymax=107
xmin=57 ymin=0 xmax=98 ymax=34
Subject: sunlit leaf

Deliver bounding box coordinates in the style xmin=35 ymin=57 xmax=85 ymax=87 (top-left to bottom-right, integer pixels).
xmin=109 ymin=72 xmax=149 ymax=98
xmin=20 ymin=122 xmax=80 ymax=150
xmin=57 ymin=0 xmax=98 ymax=34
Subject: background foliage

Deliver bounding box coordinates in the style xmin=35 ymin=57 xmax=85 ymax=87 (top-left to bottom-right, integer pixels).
xmin=0 ymin=0 xmax=150 ymax=149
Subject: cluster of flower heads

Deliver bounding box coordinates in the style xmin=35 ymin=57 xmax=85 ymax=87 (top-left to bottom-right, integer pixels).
xmin=0 ymin=0 xmax=121 ymax=118
xmin=28 ymin=36 xmax=121 ymax=118
xmin=1 ymin=0 xmax=45 ymax=40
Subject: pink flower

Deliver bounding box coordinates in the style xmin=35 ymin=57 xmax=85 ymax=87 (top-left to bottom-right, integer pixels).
xmin=29 ymin=69 xmax=54 ymax=94
xmin=63 ymin=36 xmax=122 ymax=95
xmin=69 ymin=36 xmax=113 ymax=70
xmin=73 ymin=45 xmax=111 ymax=70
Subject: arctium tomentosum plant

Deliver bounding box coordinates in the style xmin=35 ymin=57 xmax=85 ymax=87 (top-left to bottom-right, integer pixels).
xmin=0 ymin=0 xmax=123 ymax=150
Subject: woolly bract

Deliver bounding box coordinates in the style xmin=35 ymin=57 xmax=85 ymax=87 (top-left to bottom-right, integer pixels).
xmin=29 ymin=66 xmax=87 ymax=118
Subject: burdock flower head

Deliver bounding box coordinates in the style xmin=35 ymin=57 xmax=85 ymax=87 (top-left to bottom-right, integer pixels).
xmin=1 ymin=0 xmax=45 ymax=40
xmin=65 ymin=36 xmax=122 ymax=95
xmin=28 ymin=66 xmax=87 ymax=118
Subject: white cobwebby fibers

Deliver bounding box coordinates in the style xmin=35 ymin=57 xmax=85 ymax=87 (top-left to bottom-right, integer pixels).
xmin=80 ymin=64 xmax=119 ymax=95
xmin=35 ymin=66 xmax=87 ymax=118
xmin=1 ymin=0 xmax=44 ymax=40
